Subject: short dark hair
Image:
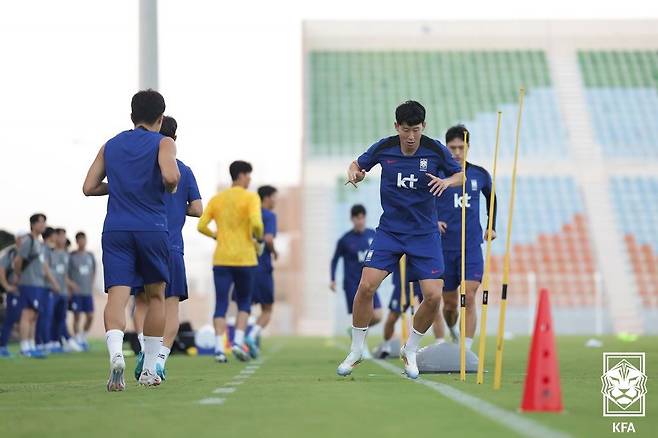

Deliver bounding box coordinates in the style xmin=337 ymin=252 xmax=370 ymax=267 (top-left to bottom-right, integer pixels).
xmin=66 ymin=239 xmax=71 ymax=248
xmin=258 ymin=185 xmax=277 ymax=200
xmin=229 ymin=160 xmax=253 ymax=181
xmin=75 ymin=232 xmax=86 ymax=240
xmin=131 ymin=89 xmax=166 ymax=125
xmin=29 ymin=213 xmax=46 ymax=227
xmin=395 ymin=101 xmax=426 ymax=126
xmin=350 ymin=204 xmax=366 ymax=217
xmin=54 ymin=228 xmax=66 ymax=234
xmin=445 ymin=124 xmax=470 ymax=144
xmin=160 ymin=116 xmax=177 ymax=140
xmin=42 ymin=227 xmax=55 ymax=240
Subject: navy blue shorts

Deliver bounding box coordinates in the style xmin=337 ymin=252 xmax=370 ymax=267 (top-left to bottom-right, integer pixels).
xmin=214 ymin=266 xmax=255 ymax=317
xmin=166 ymin=251 xmax=188 ymax=301
xmin=442 ymin=247 xmax=484 ymax=291
xmin=364 ymin=229 xmax=445 ymax=281
xmin=344 ymin=283 xmax=381 ymax=314
xmin=102 ymin=231 xmax=169 ymax=291
xmin=71 ymin=295 xmax=94 ymax=313
xmin=388 ymin=280 xmax=423 ymax=313
xmin=18 ymin=285 xmax=45 ymax=311
xmin=252 ymin=268 xmax=274 ymax=305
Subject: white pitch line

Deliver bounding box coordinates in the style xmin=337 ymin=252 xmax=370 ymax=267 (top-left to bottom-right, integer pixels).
xmin=240 ymin=370 xmax=256 ymax=375
xmin=198 ymin=398 xmax=225 ymax=405
xmin=213 ymin=387 xmax=237 ymax=394
xmin=373 ymin=360 xmax=571 ymax=438
xmin=225 ymin=381 xmax=244 ymax=386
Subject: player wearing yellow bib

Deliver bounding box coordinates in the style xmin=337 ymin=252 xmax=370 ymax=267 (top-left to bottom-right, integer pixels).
xmin=198 ymin=161 xmax=264 ymax=363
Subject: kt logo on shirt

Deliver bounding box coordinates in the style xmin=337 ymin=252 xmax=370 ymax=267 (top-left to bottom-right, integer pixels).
xmin=397 ymin=173 xmax=418 ymax=190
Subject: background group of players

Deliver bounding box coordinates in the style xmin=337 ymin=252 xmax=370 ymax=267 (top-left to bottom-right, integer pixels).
xmin=80 ymin=89 xmax=278 ymax=390
xmin=0 ymin=220 xmax=96 ymax=358
xmin=334 ymin=101 xmax=496 ymax=378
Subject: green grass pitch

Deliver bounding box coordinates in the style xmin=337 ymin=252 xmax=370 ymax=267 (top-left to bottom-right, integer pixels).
xmin=0 ymin=335 xmax=656 ymax=438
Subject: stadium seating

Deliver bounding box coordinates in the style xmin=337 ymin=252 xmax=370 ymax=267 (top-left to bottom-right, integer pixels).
xmin=611 ymin=177 xmax=658 ymax=307
xmin=578 ymin=51 xmax=658 ymax=158
xmin=309 ymin=51 xmax=569 ymax=162
xmin=334 ymin=175 xmax=598 ymax=307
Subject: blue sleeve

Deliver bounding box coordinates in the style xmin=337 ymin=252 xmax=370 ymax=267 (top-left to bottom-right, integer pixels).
xmin=436 ymin=141 xmax=461 ymax=176
xmin=356 ymin=139 xmax=386 ymax=172
xmin=330 ymin=238 xmax=344 ymax=282
xmin=187 ymin=167 xmax=201 ymax=202
xmin=264 ymin=212 xmax=276 ymax=236
xmin=481 ymin=170 xmax=497 ymax=231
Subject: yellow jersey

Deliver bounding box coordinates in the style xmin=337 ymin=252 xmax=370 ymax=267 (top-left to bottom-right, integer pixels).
xmin=197 ymin=186 xmax=264 ymax=266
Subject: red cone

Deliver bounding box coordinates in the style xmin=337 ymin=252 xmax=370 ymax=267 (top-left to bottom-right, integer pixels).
xmin=520 ymin=288 xmax=563 ymax=412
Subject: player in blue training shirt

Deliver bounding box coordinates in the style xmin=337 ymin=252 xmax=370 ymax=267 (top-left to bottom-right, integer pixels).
xmin=337 ymin=101 xmax=463 ymax=379
xmin=436 ymin=125 xmax=496 ymax=351
xmin=244 ymin=185 xmax=279 ymax=358
xmin=83 ymin=89 xmax=180 ymax=391
xmin=330 ymin=205 xmax=382 ymax=353
xmin=132 ymin=116 xmax=203 ymax=381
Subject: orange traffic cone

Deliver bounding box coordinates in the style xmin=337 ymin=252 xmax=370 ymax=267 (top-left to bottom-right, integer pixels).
xmin=520 ymin=288 xmax=563 ymax=412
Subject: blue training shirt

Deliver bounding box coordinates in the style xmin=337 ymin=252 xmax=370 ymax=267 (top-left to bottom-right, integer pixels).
xmin=436 ymin=162 xmax=496 ymax=251
xmin=103 ymin=127 xmax=168 ymax=232
xmin=258 ymin=208 xmax=277 ymax=271
xmin=357 ymin=135 xmax=462 ymax=236
xmin=330 ymin=228 xmax=376 ymax=291
xmin=166 ymin=159 xmax=201 ymax=254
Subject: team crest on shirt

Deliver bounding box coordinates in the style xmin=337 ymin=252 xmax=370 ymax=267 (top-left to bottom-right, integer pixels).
xmin=365 ymin=250 xmax=374 ymax=262
xmin=471 ymin=179 xmax=478 ymax=191
xmin=419 ymin=158 xmax=428 ymax=171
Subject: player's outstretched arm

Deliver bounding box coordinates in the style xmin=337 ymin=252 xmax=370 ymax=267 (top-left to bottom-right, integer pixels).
xmin=346 ymin=161 xmax=366 ymax=186
xmin=426 ymin=171 xmax=463 ymax=197
xmin=158 ymin=137 xmax=180 ymax=193
xmin=82 ymin=145 xmax=109 ymax=196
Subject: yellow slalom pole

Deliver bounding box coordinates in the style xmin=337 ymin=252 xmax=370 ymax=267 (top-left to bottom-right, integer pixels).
xmin=476 ymin=111 xmax=502 ymax=385
xmin=493 ymin=87 xmax=525 ymax=390
xmin=459 ymin=130 xmax=469 ymax=382
xmin=409 ymin=281 xmax=416 ymax=317
xmin=400 ymin=255 xmax=409 ymax=343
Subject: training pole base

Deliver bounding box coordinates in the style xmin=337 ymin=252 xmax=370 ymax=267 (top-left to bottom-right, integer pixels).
xmin=417 ymin=342 xmax=480 ymax=374
xmin=373 ymin=339 xmax=402 ymax=359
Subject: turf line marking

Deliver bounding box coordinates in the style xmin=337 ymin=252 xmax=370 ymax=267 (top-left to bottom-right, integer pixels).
xmin=213 ymin=387 xmax=236 ymax=394
xmin=198 ymin=398 xmax=225 ymax=405
xmin=225 ymin=381 xmax=244 ymax=386
xmin=373 ymin=359 xmax=571 ymax=438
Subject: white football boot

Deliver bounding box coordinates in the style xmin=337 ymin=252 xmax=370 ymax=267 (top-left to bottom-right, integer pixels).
xmin=337 ymin=350 xmax=363 ymax=377
xmin=138 ymin=369 xmax=162 ymax=387
xmin=400 ymin=344 xmax=419 ymax=379
xmin=106 ymin=353 xmax=126 ymax=392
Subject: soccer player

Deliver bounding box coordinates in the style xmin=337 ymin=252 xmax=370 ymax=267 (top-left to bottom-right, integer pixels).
xmin=245 ymin=185 xmax=278 ymax=357
xmin=69 ymin=231 xmax=96 ymax=351
xmin=35 ymin=227 xmax=56 ymax=353
xmin=0 ymin=231 xmax=27 ymax=358
xmin=436 ymin=125 xmax=496 ymax=349
xmin=132 ymin=115 xmax=203 ymax=379
xmin=48 ymin=228 xmax=81 ymax=353
xmin=13 ymin=214 xmax=59 ymax=358
xmin=330 ymin=204 xmax=383 ymax=343
xmin=198 ymin=160 xmax=263 ymax=363
xmin=83 ymin=89 xmax=180 ymax=390
xmin=336 ymin=101 xmax=463 ymax=379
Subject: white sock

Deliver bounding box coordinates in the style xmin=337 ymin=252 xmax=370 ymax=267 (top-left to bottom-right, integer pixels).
xmin=137 ymin=332 xmax=145 ymax=352
xmin=350 ymin=326 xmax=368 ymax=353
xmin=82 ymin=332 xmax=88 ymax=343
xmin=29 ymin=340 xmax=36 ymax=350
xmin=143 ymin=336 xmax=162 ymax=373
xmin=248 ymin=325 xmax=262 ymax=340
xmin=465 ymin=337 xmax=473 ymax=350
xmin=215 ymin=335 xmax=225 ymax=354
xmin=156 ymin=346 xmax=170 ymax=368
xmin=234 ymin=329 xmax=245 ymax=346
xmin=76 ymin=333 xmax=83 ymax=344
xmin=436 ymin=338 xmax=446 ymax=345
xmin=105 ymin=329 xmax=124 ymax=362
xmin=20 ymin=340 xmax=30 ymax=353
xmin=405 ymin=328 xmax=424 ymax=353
